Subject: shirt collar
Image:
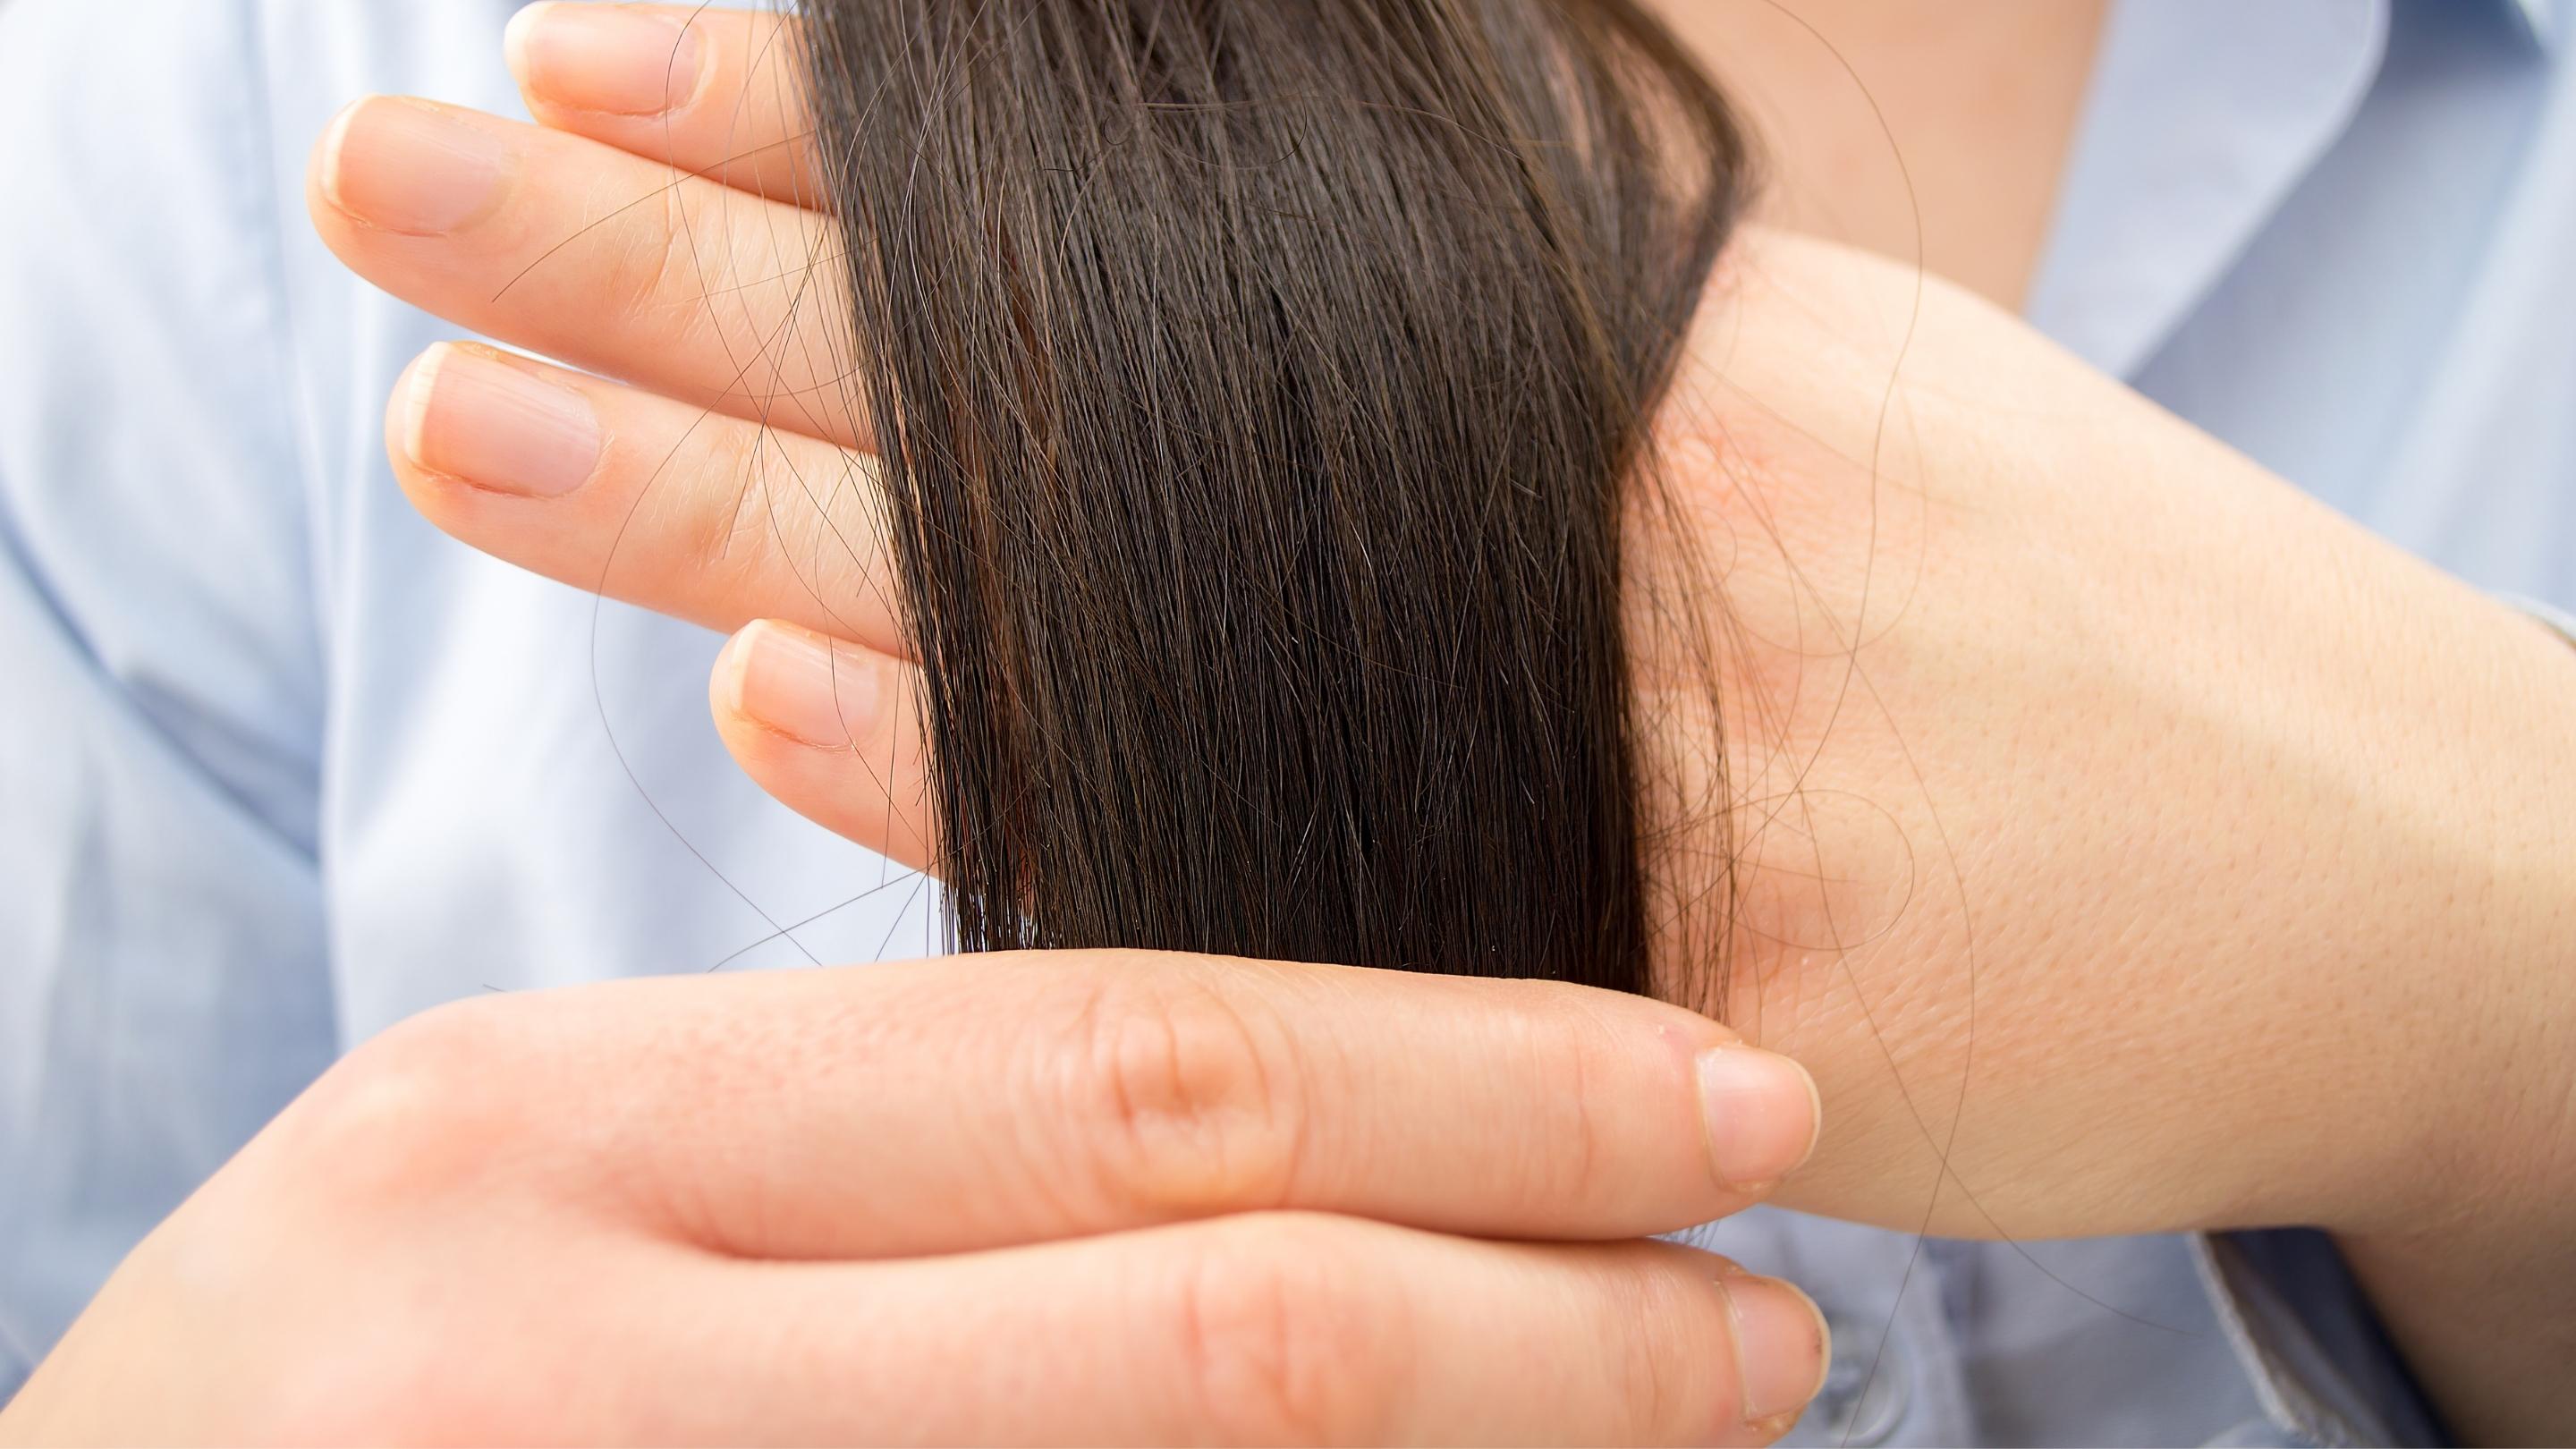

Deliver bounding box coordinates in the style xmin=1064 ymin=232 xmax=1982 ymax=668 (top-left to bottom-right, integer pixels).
xmin=2510 ymin=0 xmax=2561 ymax=50
xmin=2023 ymin=0 xmax=2390 ymax=377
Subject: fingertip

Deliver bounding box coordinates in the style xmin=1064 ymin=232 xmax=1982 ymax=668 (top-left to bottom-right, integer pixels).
xmin=310 ymin=96 xmax=366 ymax=218
xmin=305 ymin=95 xmax=514 ymax=236
xmin=392 ymin=342 xmax=452 ymax=473
xmin=710 ymin=620 xmax=768 ymax=731
xmin=386 ymin=343 xmax=603 ymax=500
xmin=382 ymin=345 xmax=446 ymax=508
xmin=501 ymin=3 xmax=553 ymax=87
xmin=506 ymin=1 xmax=705 ymax=118
xmin=1716 ymin=1272 xmax=1831 ymax=1436
xmin=730 ymin=619 xmax=883 ymax=750
xmin=711 ymin=623 xmax=939 ymax=871
xmin=1696 ymin=1044 xmax=1823 ymax=1193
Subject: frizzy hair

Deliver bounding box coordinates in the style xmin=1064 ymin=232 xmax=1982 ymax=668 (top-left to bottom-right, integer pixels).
xmin=801 ymin=0 xmax=1747 ymax=993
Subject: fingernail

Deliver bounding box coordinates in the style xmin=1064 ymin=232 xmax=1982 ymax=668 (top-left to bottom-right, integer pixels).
xmin=508 ymin=2 xmax=704 ymax=116
xmin=402 ymin=343 xmax=601 ymax=497
xmin=1718 ymin=1274 xmax=1830 ymax=1430
xmin=723 ymin=621 xmax=877 ymax=749
xmin=1696 ymin=1046 xmax=1821 ymax=1191
xmin=320 ymin=97 xmax=512 ymax=235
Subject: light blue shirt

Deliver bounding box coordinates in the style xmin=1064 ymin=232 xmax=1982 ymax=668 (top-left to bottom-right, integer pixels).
xmin=0 ymin=0 xmax=2565 ymax=1441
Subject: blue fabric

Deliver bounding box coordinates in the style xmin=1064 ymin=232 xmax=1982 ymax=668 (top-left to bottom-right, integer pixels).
xmin=2034 ymin=0 xmax=2576 ymax=616
xmin=2 ymin=0 xmax=2565 ymax=1439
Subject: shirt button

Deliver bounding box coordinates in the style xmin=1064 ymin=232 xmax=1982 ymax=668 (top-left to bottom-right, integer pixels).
xmin=1802 ymin=1312 xmax=1911 ymax=1447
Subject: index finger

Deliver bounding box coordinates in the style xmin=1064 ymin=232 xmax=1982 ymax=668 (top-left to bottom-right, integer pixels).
xmin=506 ymin=3 xmax=826 ymax=207
xmin=313 ymin=951 xmax=1823 ymax=1260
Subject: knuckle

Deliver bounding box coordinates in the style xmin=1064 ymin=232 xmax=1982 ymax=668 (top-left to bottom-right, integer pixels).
xmin=674 ymin=420 xmax=779 ymax=582
xmin=1063 ymin=971 xmax=1309 ymax=1219
xmin=264 ymin=1333 xmax=501 ymax=1444
xmin=1165 ymin=1216 xmax=1407 ymax=1445
xmin=598 ymin=182 xmax=696 ymax=326
xmin=1612 ymin=1252 xmax=1702 ymax=1441
xmin=275 ymin=996 xmax=548 ymax=1210
xmin=261 ymin=1313 xmax=577 ymax=1445
xmin=1477 ymin=984 xmax=1630 ymax=1216
xmin=1618 ymin=1245 xmax=1758 ymax=1441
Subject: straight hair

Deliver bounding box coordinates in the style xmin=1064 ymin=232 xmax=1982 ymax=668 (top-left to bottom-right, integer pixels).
xmin=801 ymin=0 xmax=1747 ymax=993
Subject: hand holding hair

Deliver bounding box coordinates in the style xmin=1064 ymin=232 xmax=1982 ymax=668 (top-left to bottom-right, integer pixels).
xmin=328 ymin=5 xmax=2576 ymax=1437
xmin=15 ymin=0 xmax=2576 ymax=1442
xmin=334 ymin=0 xmax=2574 ymax=1267
xmin=0 ymin=953 xmax=1825 ymax=1442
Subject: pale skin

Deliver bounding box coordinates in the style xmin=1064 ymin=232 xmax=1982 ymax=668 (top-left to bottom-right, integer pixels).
xmin=1668 ymin=0 xmax=2110 ymax=309
xmin=9 ymin=2 xmax=2576 ymax=1444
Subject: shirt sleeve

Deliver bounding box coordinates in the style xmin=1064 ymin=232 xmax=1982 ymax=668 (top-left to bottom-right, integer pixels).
xmin=0 ymin=0 xmax=342 ymax=1394
xmin=2504 ymin=593 xmax=2576 ymax=649
xmin=2195 ymin=1229 xmax=2450 ymax=1446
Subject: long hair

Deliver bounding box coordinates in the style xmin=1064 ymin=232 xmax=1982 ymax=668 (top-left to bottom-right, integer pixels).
xmin=802 ymin=0 xmax=1747 ymax=992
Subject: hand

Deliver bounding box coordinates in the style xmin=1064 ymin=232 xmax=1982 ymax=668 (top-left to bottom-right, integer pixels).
xmin=305 ymin=4 xmax=2576 ymax=1438
xmin=0 ymin=952 xmax=1826 ymax=1443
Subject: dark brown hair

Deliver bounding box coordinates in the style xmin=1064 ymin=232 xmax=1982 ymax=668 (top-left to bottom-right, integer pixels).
xmin=802 ymin=0 xmax=1746 ymax=992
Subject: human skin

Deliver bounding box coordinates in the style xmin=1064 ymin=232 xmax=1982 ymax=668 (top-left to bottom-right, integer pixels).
xmin=0 ymin=951 xmax=1826 ymax=1445
xmin=14 ymin=3 xmax=2575 ymax=1442
xmin=331 ymin=6 xmax=2575 ymax=1438
xmin=0 ymin=17 xmax=1834 ymax=1439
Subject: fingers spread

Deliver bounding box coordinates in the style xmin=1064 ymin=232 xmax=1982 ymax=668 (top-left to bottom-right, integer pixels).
xmin=312 ymin=95 xmax=862 ymax=448
xmin=389 ymin=342 xmax=905 ymax=657
xmin=506 ymin=4 xmax=825 ymax=207
xmin=374 ymin=953 xmax=1819 ymax=1263
xmin=712 ymin=619 xmax=938 ymax=872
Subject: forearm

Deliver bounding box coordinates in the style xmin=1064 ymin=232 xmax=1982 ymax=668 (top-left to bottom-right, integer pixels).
xmin=2333 ymin=603 xmax=2576 ymax=1445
